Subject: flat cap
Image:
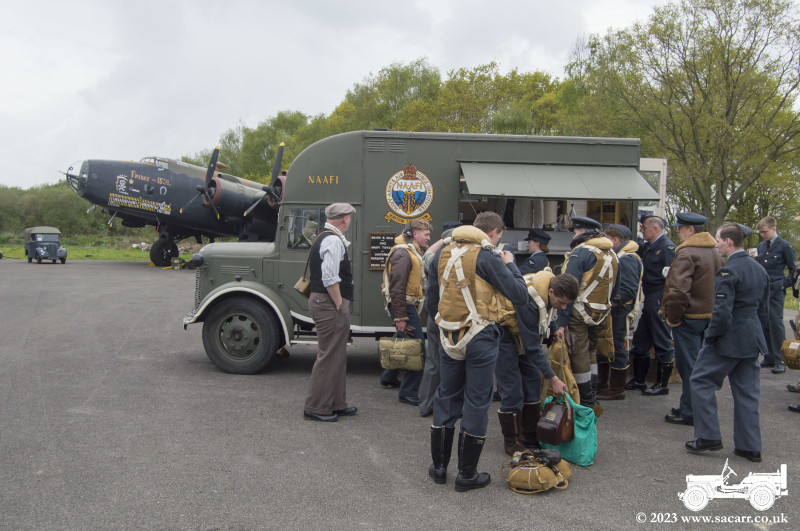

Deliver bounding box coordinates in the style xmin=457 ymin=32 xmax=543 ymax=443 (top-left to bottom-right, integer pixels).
xmin=524 ymin=228 xmax=552 ymax=244
xmin=737 ymin=223 xmax=753 ymax=238
xmin=605 ymin=223 xmax=632 ymax=240
xmin=324 ymin=202 xmax=355 ymax=220
xmin=674 ymin=212 xmax=708 ymax=227
xmin=570 ymin=216 xmax=602 ymax=230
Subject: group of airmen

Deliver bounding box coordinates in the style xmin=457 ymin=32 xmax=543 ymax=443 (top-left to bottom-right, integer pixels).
xmin=378 ymin=210 xmax=794 ymax=491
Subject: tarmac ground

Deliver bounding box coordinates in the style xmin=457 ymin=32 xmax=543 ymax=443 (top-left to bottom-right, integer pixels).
xmin=0 ymin=259 xmax=797 ymax=529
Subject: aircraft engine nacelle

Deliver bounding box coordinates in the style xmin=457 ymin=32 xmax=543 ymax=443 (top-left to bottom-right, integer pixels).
xmin=204 ymin=176 xmax=267 ymax=217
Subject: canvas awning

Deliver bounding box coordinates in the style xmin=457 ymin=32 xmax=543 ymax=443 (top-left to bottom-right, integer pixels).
xmin=460 ymin=163 xmax=660 ymax=201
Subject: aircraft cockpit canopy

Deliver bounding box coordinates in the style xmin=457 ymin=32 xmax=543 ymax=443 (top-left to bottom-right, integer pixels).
xmin=140 ymin=156 xmax=169 ymax=170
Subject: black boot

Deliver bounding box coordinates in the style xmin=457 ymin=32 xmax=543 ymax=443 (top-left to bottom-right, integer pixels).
xmin=625 ymin=356 xmax=649 ymax=390
xmin=642 ymin=361 xmax=672 ymax=396
xmin=429 ymin=425 xmax=455 ymax=484
xmin=519 ymin=402 xmax=541 ymax=449
xmin=597 ymin=362 xmax=610 ymax=396
xmin=497 ymin=410 xmax=525 ymax=456
xmin=578 ymin=381 xmax=594 ymax=408
xmin=454 ymin=431 xmax=491 ymax=492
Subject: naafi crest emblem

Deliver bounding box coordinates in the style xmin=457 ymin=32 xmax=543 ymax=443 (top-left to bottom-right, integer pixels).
xmin=384 ymin=163 xmax=434 ymax=224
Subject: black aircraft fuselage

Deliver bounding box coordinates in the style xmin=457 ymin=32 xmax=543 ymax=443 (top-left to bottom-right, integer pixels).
xmin=65 ymin=150 xmax=283 ymax=266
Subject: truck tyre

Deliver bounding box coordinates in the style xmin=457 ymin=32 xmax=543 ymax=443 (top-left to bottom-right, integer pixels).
xmin=37 ymin=256 xmax=42 ymax=264
xmin=150 ymin=239 xmax=178 ymax=267
xmin=52 ymin=259 xmax=56 ymax=264
xmin=28 ymin=256 xmax=32 ymax=263
xmin=202 ymin=298 xmax=281 ymax=374
xmin=749 ymin=485 xmax=775 ymax=511
xmin=61 ymin=258 xmax=66 ymax=264
xmin=682 ymin=486 xmax=709 ymax=511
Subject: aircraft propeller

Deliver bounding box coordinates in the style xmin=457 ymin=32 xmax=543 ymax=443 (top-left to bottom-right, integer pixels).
xmin=179 ymin=147 xmax=221 ymax=219
xmin=243 ymin=142 xmax=284 ymax=218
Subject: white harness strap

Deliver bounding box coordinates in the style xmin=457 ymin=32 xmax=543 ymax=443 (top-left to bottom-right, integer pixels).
xmin=574 ymin=244 xmax=616 ymax=326
xmin=435 ymin=240 xmax=494 ymax=360
xmin=618 ymin=250 xmax=644 ymax=342
xmin=526 ymin=271 xmax=556 ymax=338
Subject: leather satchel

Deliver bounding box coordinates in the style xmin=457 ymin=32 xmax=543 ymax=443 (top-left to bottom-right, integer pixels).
xmin=294 ymin=230 xmax=334 ymax=298
xmin=536 ymin=396 xmax=574 ymax=446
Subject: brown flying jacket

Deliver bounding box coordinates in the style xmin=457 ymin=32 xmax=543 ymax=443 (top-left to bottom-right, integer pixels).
xmin=660 ymin=231 xmax=723 ymax=325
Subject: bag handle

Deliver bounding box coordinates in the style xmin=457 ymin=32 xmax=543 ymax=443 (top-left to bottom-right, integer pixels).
xmin=301 ymin=230 xmax=335 ymax=278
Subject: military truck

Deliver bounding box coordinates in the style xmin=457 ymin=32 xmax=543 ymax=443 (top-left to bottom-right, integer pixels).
xmin=183 ymin=130 xmax=659 ymax=374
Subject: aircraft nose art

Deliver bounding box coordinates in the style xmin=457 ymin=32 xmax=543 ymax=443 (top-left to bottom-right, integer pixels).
xmin=66 ymin=160 xmax=89 ymax=196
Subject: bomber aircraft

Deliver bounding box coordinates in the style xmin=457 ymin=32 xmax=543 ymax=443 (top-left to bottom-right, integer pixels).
xmin=65 ymin=144 xmax=285 ymax=266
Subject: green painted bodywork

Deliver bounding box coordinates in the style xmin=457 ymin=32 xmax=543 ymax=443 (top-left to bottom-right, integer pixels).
xmin=185 ymin=130 xmax=652 ymax=343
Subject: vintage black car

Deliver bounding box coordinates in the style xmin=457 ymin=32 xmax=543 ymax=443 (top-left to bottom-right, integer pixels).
xmin=24 ymin=226 xmax=68 ymax=264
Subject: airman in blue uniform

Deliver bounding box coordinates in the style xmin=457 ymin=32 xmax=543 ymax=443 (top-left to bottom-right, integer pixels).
xmin=755 ymin=216 xmax=796 ymax=374
xmin=518 ymin=228 xmax=551 ymax=275
xmin=625 ymin=215 xmax=676 ymax=393
xmin=686 ymin=223 xmax=769 ymax=463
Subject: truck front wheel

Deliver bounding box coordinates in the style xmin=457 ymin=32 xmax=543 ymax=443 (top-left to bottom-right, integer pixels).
xmin=202 ymin=298 xmax=281 ymax=374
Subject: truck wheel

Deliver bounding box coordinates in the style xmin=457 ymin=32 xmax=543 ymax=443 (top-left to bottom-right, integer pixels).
xmin=61 ymin=258 xmax=66 ymax=264
xmin=202 ymin=298 xmax=281 ymax=374
xmin=52 ymin=259 xmax=57 ymax=264
xmin=28 ymin=256 xmax=32 ymax=263
xmin=681 ymin=486 xmax=709 ymax=511
xmin=749 ymin=485 xmax=775 ymax=511
xmin=150 ymin=239 xmax=178 ymax=267
xmin=37 ymin=256 xmax=42 ymax=264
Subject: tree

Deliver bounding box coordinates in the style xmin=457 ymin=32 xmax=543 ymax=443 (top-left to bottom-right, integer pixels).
xmin=568 ymin=0 xmax=800 ymax=230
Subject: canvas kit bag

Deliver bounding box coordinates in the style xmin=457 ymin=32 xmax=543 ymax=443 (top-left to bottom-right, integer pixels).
xmin=781 ymin=339 xmax=800 ymax=370
xmin=378 ymin=335 xmax=424 ymax=371
xmin=501 ymin=449 xmax=572 ymax=494
xmin=540 ymin=333 xmax=581 ymax=404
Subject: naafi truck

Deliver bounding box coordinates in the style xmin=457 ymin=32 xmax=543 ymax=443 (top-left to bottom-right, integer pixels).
xmin=183 ymin=130 xmax=660 ymax=374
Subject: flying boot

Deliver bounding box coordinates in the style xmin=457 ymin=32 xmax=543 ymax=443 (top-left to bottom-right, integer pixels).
xmin=597 ymin=366 xmax=628 ymax=400
xmin=497 ymin=410 xmax=525 ymax=456
xmin=429 ymin=425 xmax=455 ymax=484
xmin=596 ymin=361 xmax=610 ymax=396
xmin=577 ymin=381 xmax=594 ymax=408
xmin=624 ymin=356 xmax=649 ymax=390
xmin=642 ymin=361 xmax=672 ymax=396
xmin=518 ymin=402 xmax=541 ymax=449
xmin=454 ymin=431 xmax=491 ymax=492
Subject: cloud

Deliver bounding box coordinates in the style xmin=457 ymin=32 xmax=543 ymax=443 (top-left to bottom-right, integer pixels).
xmin=0 ymin=0 xmax=665 ymax=189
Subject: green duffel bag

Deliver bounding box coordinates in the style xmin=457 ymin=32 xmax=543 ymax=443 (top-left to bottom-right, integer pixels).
xmin=541 ymin=392 xmax=598 ymax=466
xmin=378 ymin=336 xmax=424 ymax=371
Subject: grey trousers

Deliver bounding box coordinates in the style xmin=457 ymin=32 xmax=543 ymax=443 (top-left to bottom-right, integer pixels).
xmin=304 ymin=293 xmax=350 ymax=415
xmin=418 ymin=315 xmax=441 ymax=415
xmin=690 ymin=346 xmax=761 ymax=452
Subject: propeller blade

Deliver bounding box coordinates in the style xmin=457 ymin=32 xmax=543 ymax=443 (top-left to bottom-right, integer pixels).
xmin=270 ymin=142 xmax=284 ymax=182
xmin=243 ymin=196 xmax=262 ymax=217
xmin=202 ymin=190 xmax=220 ymax=220
xmin=178 ymin=193 xmax=201 ymax=214
xmin=205 ymin=146 xmax=220 ymax=185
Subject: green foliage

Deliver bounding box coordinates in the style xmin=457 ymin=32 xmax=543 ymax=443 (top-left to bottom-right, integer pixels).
xmin=565 ymin=0 xmax=800 ymax=231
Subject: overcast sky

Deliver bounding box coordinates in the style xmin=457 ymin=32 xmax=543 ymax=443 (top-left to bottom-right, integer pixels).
xmin=1 ymin=0 xmax=667 ymax=189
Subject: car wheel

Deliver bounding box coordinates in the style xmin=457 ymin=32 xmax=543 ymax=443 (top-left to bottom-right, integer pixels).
xmin=149 ymin=239 xmax=178 ymax=267
xmin=749 ymin=485 xmax=775 ymax=511
xmin=61 ymin=258 xmax=66 ymax=264
xmin=37 ymin=256 xmax=42 ymax=264
xmin=681 ymin=486 xmax=709 ymax=511
xmin=202 ymin=298 xmax=281 ymax=374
